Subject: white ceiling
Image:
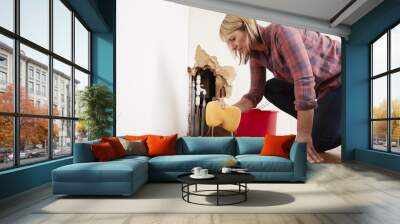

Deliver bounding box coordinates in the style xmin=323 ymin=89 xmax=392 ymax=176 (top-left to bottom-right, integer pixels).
xmin=165 ymin=0 xmax=384 ymax=37
xmin=226 ymin=0 xmax=352 ymax=23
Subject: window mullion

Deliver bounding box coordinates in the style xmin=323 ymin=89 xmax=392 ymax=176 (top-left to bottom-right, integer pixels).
xmin=388 ymin=30 xmax=391 ymax=152
xmin=13 ymin=0 xmax=20 ymax=167
xmin=48 ymin=0 xmax=54 ymax=160
xmin=71 ymin=10 xmax=76 ymax=155
xmin=370 ymin=45 xmax=373 ymax=149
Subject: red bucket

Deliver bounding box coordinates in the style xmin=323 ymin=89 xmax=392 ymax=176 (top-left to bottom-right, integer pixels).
xmin=236 ymin=109 xmax=277 ymax=137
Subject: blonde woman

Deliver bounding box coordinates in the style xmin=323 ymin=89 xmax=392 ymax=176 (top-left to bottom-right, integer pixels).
xmin=220 ymin=15 xmax=342 ymax=163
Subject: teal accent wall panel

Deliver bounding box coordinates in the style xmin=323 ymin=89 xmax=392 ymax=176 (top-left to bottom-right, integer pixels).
xmin=355 ymin=149 xmax=400 ymax=172
xmin=342 ymin=43 xmax=369 ymax=160
xmin=91 ymin=32 xmax=115 ymax=135
xmin=344 ymin=0 xmax=400 ymax=170
xmin=92 ymin=32 xmax=114 ymax=88
xmin=0 ymin=158 xmax=72 ymax=199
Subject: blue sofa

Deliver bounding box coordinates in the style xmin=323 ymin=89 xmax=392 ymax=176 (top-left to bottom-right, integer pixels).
xmin=52 ymin=137 xmax=306 ymax=196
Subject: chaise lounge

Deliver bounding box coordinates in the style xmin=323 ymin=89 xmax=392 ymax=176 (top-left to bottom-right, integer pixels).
xmin=52 ymin=137 xmax=306 ymax=196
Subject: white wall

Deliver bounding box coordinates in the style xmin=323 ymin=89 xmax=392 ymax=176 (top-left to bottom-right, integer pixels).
xmin=116 ymin=0 xmax=189 ymax=136
xmin=117 ymin=2 xmax=340 ymax=136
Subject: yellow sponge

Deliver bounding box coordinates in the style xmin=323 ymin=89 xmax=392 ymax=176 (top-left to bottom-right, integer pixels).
xmin=205 ymin=101 xmax=241 ymax=133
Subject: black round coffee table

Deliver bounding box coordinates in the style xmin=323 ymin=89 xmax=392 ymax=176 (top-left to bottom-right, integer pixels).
xmin=177 ymin=173 xmax=255 ymax=206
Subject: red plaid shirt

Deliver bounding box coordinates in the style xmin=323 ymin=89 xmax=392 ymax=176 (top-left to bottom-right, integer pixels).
xmin=244 ymin=24 xmax=341 ymax=111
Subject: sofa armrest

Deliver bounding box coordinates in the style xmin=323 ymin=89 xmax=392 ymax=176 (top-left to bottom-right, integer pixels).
xmin=73 ymin=141 xmax=99 ymax=163
xmin=289 ymin=142 xmax=307 ymax=181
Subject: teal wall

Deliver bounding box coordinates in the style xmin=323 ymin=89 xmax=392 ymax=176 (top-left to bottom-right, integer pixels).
xmin=0 ymin=0 xmax=116 ymax=200
xmin=90 ymin=0 xmax=116 ymax=135
xmin=92 ymin=33 xmax=114 ymax=88
xmin=91 ymin=32 xmax=115 ymax=135
xmin=0 ymin=158 xmax=72 ymax=199
xmin=344 ymin=0 xmax=400 ymax=171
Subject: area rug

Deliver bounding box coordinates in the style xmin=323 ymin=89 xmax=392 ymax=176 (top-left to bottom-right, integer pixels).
xmin=37 ymin=183 xmax=362 ymax=214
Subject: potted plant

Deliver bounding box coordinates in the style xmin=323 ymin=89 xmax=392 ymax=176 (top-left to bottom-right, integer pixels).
xmin=79 ymin=84 xmax=113 ymax=140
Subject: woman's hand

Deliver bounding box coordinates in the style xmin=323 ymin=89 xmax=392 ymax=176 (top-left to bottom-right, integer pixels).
xmin=295 ymin=134 xmax=324 ymax=163
xmin=297 ymin=109 xmax=324 ymax=163
xmin=233 ymin=98 xmax=254 ymax=112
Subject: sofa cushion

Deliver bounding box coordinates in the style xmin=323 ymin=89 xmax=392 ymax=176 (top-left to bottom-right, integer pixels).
xmin=118 ymin=138 xmax=147 ymax=156
xmin=235 ymin=137 xmax=263 ymax=155
xmin=91 ymin=142 xmax=118 ymax=161
xmin=53 ymin=159 xmax=147 ymax=183
xmin=236 ymin=155 xmax=293 ymax=172
xmin=101 ymin=137 xmax=127 ymax=158
xmin=124 ymin=135 xmax=149 ymax=141
xmin=178 ymin=137 xmax=236 ymax=155
xmin=259 ymin=134 xmax=296 ymax=159
xmin=147 ymin=134 xmax=178 ymax=157
xmin=148 ymin=154 xmax=235 ymax=172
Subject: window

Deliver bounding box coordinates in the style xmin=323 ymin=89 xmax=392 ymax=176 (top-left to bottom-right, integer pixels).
xmin=370 ymin=23 xmax=400 ymax=154
xmin=0 ymin=0 xmax=14 ymax=32
xmin=53 ymin=119 xmax=72 ymax=158
xmin=0 ymin=54 xmax=8 ymax=89
xmin=54 ymin=89 xmax=58 ymax=105
xmin=391 ymin=24 xmax=400 ymax=70
xmin=35 ymin=70 xmax=41 ymax=81
xmin=75 ymin=18 xmax=89 ymax=70
xmin=0 ymin=1 xmax=91 ymax=170
xmin=36 ymin=84 xmax=40 ymax=95
xmin=0 ymin=55 xmax=7 ymax=67
xmin=41 ymin=73 xmax=46 ymax=83
xmin=28 ymin=81 xmax=34 ymax=94
xmin=19 ymin=117 xmax=49 ymax=165
xmin=42 ymin=85 xmax=46 ymax=97
xmin=53 ymin=0 xmax=72 ymax=60
xmin=20 ymin=0 xmax=49 ymax=49
xmin=0 ymin=71 xmax=6 ymax=85
xmin=0 ymin=34 xmax=13 ymax=113
xmin=74 ymin=69 xmax=89 ymax=143
xmin=0 ymin=116 xmax=13 ymax=170
xmin=53 ymin=59 xmax=71 ymax=117
xmin=28 ymin=67 xmax=34 ymax=80
xmin=74 ymin=69 xmax=89 ymax=118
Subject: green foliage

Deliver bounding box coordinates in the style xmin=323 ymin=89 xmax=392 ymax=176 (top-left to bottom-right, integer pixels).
xmin=372 ymin=99 xmax=400 ymax=140
xmin=79 ymin=84 xmax=113 ymax=140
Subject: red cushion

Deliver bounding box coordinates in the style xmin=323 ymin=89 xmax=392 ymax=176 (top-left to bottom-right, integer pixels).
xmin=259 ymin=134 xmax=296 ymax=159
xmin=91 ymin=142 xmax=117 ymax=161
xmin=146 ymin=134 xmax=178 ymax=157
xmin=101 ymin=137 xmax=127 ymax=158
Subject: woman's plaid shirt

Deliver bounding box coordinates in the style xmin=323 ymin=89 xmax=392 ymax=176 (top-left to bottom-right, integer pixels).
xmin=244 ymin=24 xmax=341 ymax=111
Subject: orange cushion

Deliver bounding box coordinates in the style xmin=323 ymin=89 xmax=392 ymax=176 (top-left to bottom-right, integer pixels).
xmin=259 ymin=134 xmax=296 ymax=159
xmin=124 ymin=135 xmax=149 ymax=141
xmin=101 ymin=137 xmax=127 ymax=158
xmin=146 ymin=134 xmax=178 ymax=157
xmin=91 ymin=142 xmax=118 ymax=161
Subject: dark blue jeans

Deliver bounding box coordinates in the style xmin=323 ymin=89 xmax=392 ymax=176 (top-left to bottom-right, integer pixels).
xmin=264 ymin=78 xmax=341 ymax=152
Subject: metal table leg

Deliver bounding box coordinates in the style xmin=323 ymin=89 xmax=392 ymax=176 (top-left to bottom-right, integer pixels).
xmin=217 ymin=184 xmax=219 ymax=206
xmin=245 ymin=183 xmax=247 ymax=201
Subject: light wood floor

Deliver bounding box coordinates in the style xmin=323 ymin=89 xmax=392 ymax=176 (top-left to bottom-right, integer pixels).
xmin=1 ymin=155 xmax=400 ymax=224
